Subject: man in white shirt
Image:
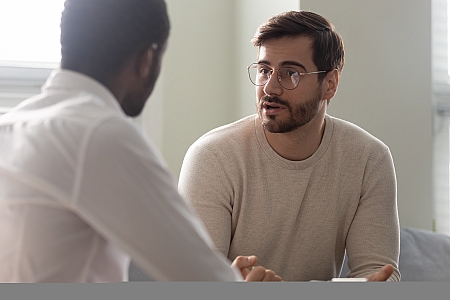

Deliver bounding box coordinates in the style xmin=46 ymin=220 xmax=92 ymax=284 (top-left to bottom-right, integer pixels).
xmin=0 ymin=0 xmax=280 ymax=282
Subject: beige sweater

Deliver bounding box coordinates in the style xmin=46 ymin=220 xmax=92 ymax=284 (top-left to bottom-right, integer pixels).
xmin=179 ymin=114 xmax=400 ymax=281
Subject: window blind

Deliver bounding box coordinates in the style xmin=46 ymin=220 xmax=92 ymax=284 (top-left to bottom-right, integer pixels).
xmin=0 ymin=0 xmax=63 ymax=114
xmin=433 ymin=0 xmax=450 ymax=234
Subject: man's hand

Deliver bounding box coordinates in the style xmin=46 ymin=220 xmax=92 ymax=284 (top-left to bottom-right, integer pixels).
xmin=231 ymin=255 xmax=282 ymax=281
xmin=365 ymin=264 xmax=394 ymax=281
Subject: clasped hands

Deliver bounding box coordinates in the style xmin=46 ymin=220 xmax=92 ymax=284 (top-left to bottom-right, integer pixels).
xmin=231 ymin=255 xmax=282 ymax=281
xmin=231 ymin=255 xmax=394 ymax=282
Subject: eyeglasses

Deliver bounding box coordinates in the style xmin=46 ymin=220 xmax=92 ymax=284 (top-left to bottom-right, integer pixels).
xmin=247 ymin=63 xmax=329 ymax=90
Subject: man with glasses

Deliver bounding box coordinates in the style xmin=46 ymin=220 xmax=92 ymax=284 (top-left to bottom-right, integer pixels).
xmin=179 ymin=10 xmax=400 ymax=282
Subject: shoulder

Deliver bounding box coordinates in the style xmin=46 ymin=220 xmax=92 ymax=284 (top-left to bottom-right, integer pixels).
xmin=326 ymin=115 xmax=394 ymax=171
xmin=181 ymin=115 xmax=259 ymax=175
xmin=88 ymin=116 xmax=152 ymax=153
xmin=328 ymin=115 xmax=389 ymax=152
xmin=188 ymin=115 xmax=257 ymax=153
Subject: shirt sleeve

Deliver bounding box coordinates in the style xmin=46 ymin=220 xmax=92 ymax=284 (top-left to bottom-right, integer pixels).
xmin=71 ymin=118 xmax=242 ymax=281
xmin=345 ymin=147 xmax=401 ymax=281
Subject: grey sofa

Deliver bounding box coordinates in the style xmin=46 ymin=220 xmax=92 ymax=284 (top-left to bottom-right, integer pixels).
xmin=129 ymin=227 xmax=450 ymax=281
xmin=129 ymin=261 xmax=152 ymax=281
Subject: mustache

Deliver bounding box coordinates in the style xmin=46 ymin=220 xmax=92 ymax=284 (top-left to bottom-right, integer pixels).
xmin=260 ymin=95 xmax=291 ymax=108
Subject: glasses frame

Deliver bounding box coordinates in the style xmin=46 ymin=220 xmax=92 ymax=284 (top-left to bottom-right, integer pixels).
xmin=247 ymin=63 xmax=330 ymax=90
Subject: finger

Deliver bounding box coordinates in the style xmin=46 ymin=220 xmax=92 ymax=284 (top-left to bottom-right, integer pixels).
xmin=366 ymin=264 xmax=394 ymax=281
xmin=241 ymin=268 xmax=250 ymax=278
xmin=261 ymin=269 xmax=276 ymax=281
xmin=231 ymin=256 xmax=259 ymax=280
xmin=377 ymin=264 xmax=394 ymax=281
xmin=244 ymin=266 xmax=266 ymax=281
xmin=231 ymin=255 xmax=258 ymax=270
xmin=245 ymin=267 xmax=282 ymax=282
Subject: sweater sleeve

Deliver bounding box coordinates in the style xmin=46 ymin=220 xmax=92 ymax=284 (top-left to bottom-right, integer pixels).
xmin=345 ymin=146 xmax=401 ymax=281
xmin=178 ymin=140 xmax=234 ymax=258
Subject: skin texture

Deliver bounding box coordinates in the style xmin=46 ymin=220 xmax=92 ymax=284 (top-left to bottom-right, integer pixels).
xmin=365 ymin=264 xmax=394 ymax=281
xmin=231 ymin=256 xmax=282 ymax=281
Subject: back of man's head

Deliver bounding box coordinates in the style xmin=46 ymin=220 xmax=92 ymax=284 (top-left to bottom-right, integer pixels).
xmin=60 ymin=0 xmax=170 ymax=81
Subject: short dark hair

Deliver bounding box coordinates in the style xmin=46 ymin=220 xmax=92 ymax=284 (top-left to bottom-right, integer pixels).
xmin=252 ymin=11 xmax=344 ymax=81
xmin=60 ymin=0 xmax=170 ymax=79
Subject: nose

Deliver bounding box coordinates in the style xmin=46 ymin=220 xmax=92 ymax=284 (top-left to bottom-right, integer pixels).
xmin=263 ymin=72 xmax=283 ymax=96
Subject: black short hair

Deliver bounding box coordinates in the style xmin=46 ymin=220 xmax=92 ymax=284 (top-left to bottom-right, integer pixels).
xmin=61 ymin=0 xmax=170 ymax=77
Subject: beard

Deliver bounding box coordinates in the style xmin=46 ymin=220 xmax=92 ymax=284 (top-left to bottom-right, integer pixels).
xmin=257 ymin=89 xmax=322 ymax=133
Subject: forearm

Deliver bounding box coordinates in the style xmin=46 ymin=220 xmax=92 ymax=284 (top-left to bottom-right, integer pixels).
xmin=346 ymin=148 xmax=400 ymax=281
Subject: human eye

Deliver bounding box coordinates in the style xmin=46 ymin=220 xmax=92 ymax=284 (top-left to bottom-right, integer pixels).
xmin=258 ymin=65 xmax=271 ymax=75
xmin=286 ymin=68 xmax=300 ymax=78
xmin=279 ymin=67 xmax=299 ymax=79
xmin=278 ymin=67 xmax=301 ymax=88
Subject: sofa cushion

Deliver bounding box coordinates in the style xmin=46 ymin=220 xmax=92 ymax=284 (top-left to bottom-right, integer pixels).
xmin=399 ymin=227 xmax=450 ymax=281
xmin=128 ymin=261 xmax=153 ymax=281
xmin=340 ymin=227 xmax=450 ymax=281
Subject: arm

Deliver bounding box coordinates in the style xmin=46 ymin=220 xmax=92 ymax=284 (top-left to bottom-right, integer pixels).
xmin=179 ymin=141 xmax=283 ymax=281
xmin=74 ymin=119 xmax=242 ymax=281
xmin=346 ymin=147 xmax=400 ymax=281
xmin=178 ymin=141 xmax=234 ymax=257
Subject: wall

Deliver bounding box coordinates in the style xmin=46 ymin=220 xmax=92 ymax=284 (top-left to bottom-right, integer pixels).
xmin=300 ymin=0 xmax=434 ymax=230
xmin=234 ymin=1 xmax=301 ymax=118
xmin=143 ymin=0 xmax=299 ymax=178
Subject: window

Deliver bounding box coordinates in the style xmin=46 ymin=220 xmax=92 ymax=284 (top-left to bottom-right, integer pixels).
xmin=0 ymin=0 xmax=65 ymax=114
xmin=433 ymin=0 xmax=450 ymax=235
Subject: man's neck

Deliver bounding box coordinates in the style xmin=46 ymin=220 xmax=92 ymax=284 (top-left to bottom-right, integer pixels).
xmin=264 ymin=110 xmax=327 ymax=161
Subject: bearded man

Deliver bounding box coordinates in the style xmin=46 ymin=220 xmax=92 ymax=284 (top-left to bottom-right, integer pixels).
xmin=178 ymin=10 xmax=400 ymax=282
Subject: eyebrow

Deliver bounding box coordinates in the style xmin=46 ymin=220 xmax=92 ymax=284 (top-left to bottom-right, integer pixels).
xmin=256 ymin=60 xmax=308 ymax=72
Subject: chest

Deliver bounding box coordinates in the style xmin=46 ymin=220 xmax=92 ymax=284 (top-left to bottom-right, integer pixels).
xmin=235 ymin=161 xmax=362 ymax=221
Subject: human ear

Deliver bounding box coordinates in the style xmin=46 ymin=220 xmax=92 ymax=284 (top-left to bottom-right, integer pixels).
xmin=323 ymin=69 xmax=339 ymax=101
xmin=138 ymin=43 xmax=158 ymax=78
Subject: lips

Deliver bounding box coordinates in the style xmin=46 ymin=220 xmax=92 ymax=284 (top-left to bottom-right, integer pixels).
xmin=262 ymin=101 xmax=287 ymax=115
xmin=263 ymin=102 xmax=284 ymax=109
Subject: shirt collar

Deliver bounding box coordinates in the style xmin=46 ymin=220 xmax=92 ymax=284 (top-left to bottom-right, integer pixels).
xmin=42 ymin=69 xmax=124 ymax=115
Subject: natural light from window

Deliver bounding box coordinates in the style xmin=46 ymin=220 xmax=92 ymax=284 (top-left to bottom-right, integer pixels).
xmin=448 ymin=0 xmax=450 ymax=76
xmin=0 ymin=0 xmax=65 ymax=67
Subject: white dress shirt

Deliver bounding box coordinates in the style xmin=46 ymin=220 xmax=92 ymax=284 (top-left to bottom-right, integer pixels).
xmin=0 ymin=69 xmax=242 ymax=282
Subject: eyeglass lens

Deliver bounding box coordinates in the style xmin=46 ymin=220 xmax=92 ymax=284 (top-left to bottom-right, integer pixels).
xmin=248 ymin=64 xmax=300 ymax=90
